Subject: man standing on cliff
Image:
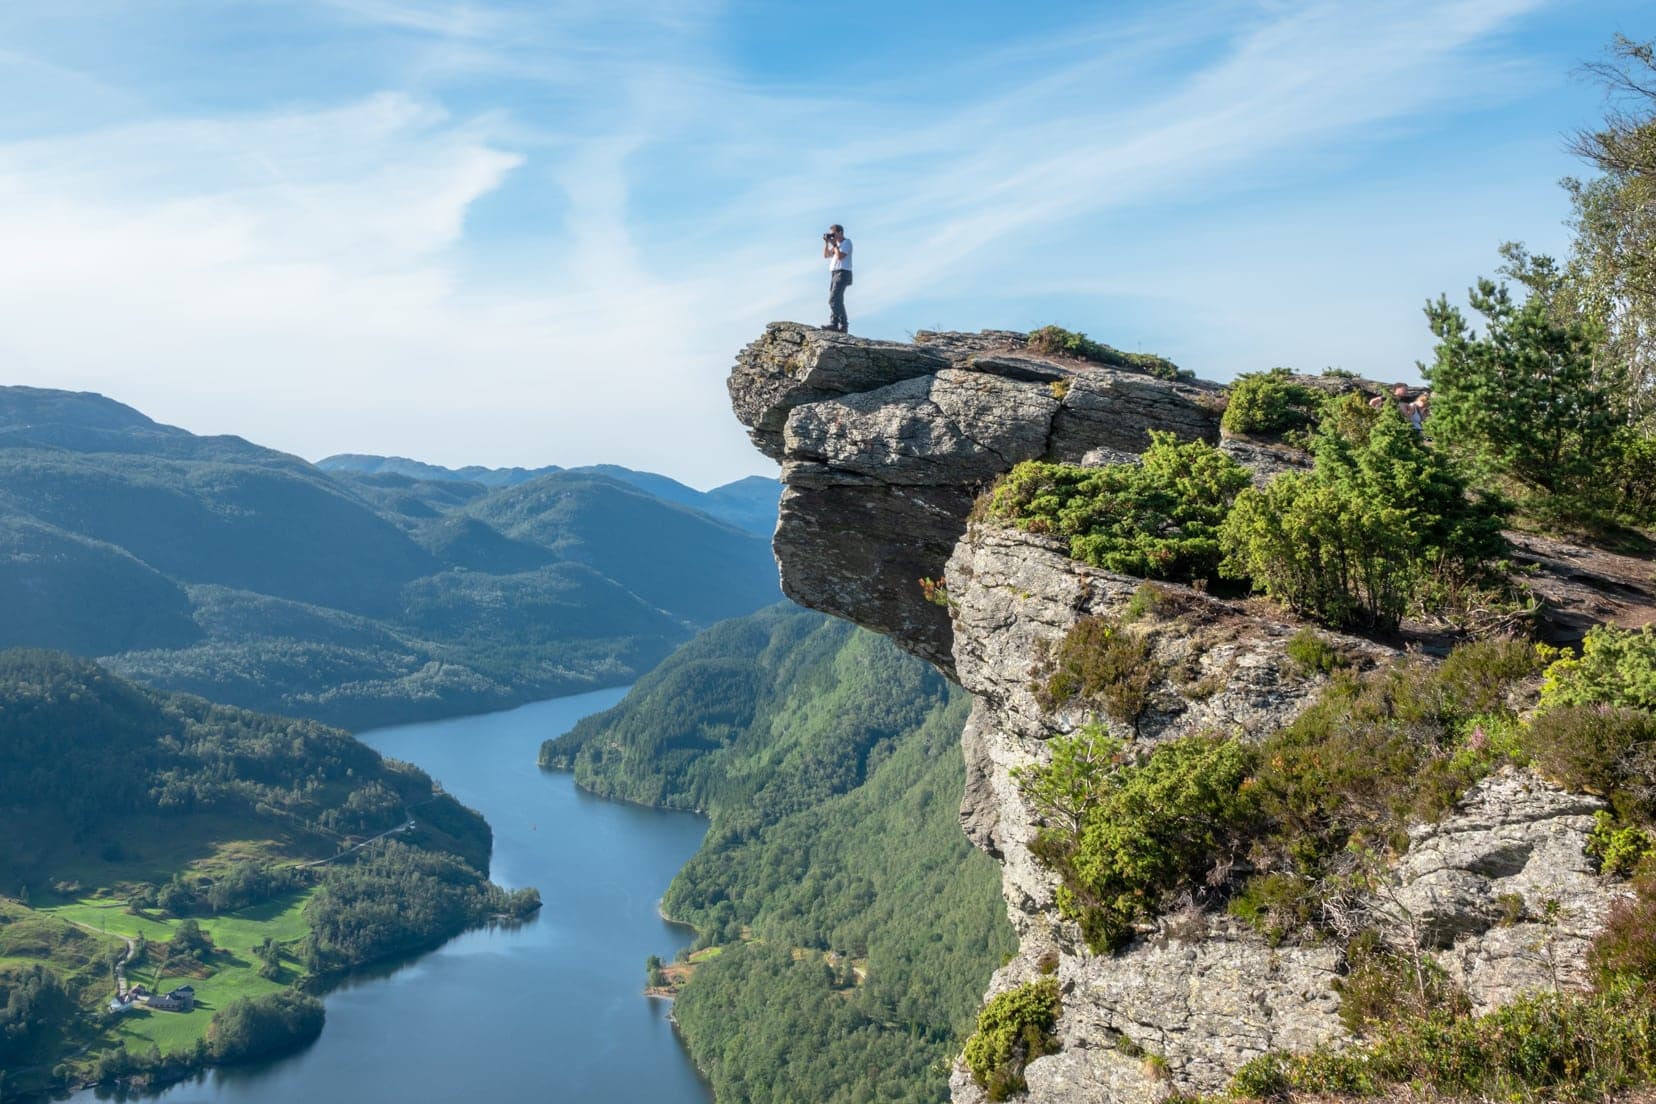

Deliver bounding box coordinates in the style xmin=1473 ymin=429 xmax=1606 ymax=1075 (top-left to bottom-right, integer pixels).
xmin=822 ymin=224 xmax=852 ymax=333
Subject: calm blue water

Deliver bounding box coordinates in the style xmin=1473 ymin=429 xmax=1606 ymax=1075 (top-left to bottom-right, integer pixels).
xmin=72 ymin=688 xmax=712 ymax=1104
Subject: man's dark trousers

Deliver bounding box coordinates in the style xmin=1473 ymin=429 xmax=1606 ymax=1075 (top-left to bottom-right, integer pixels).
xmin=828 ymin=270 xmax=852 ymax=332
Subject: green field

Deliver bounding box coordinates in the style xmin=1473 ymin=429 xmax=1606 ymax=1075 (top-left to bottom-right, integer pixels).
xmin=43 ymin=890 xmax=314 ymax=949
xmin=12 ymin=889 xmax=318 ymax=1059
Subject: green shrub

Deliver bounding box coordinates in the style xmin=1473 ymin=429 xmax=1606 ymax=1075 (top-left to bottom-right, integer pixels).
xmin=1220 ymin=369 xmax=1324 ymax=438
xmin=1122 ymin=582 xmax=1164 ymax=623
xmin=1226 ymin=872 xmax=1320 ymax=947
xmin=1033 ymin=617 xmax=1160 ymax=730
xmin=1519 ymin=704 xmax=1656 ymax=820
xmin=1610 ymin=430 xmax=1656 ymax=524
xmin=1026 ymin=326 xmax=1189 ymax=381
xmin=983 ymin=434 xmax=1251 ymax=585
xmin=1222 ymin=471 xmax=1413 ymax=630
xmin=1588 ymin=812 xmax=1656 ymax=877
xmin=962 ymin=977 xmax=1062 ymax=1100
xmin=1017 ymin=731 xmax=1259 ymax=952
xmin=1227 ymin=1052 xmax=1295 ymax=1100
xmin=1221 ymin=395 xmax=1507 ymax=631
xmin=1541 ymin=625 xmax=1656 ymax=712
xmin=1283 ymin=628 xmax=1345 ymax=676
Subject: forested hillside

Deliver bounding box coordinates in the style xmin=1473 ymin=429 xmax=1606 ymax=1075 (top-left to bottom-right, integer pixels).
xmin=0 ymin=649 xmax=534 ymax=1096
xmin=320 ymin=455 xmax=780 ymax=536
xmin=0 ymin=387 xmax=780 ymax=728
xmin=542 ymin=605 xmax=1015 ymax=1104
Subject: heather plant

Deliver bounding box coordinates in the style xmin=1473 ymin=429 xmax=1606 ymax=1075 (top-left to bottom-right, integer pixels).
xmin=1283 ymin=628 xmax=1345 ymax=676
xmin=1230 ymin=640 xmax=1539 ymax=941
xmin=1225 ymin=985 xmax=1656 ymax=1103
xmin=1590 ymin=883 xmax=1656 ymax=987
xmin=1032 ymin=617 xmax=1161 ymax=731
xmin=1518 ymin=704 xmax=1656 ymax=820
xmin=1334 ymin=929 xmax=1470 ymax=1034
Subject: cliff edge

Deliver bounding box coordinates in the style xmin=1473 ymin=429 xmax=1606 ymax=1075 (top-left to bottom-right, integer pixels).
xmin=728 ymin=322 xmax=1652 ymax=1104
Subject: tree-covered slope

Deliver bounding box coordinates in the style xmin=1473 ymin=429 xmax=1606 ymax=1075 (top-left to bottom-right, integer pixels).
xmin=462 ymin=472 xmax=778 ymax=625
xmin=0 ymin=386 xmax=781 ymax=727
xmin=0 ymin=649 xmax=535 ymax=1096
xmin=541 ymin=604 xmax=1015 ymax=1104
xmin=0 ymin=649 xmax=493 ymax=891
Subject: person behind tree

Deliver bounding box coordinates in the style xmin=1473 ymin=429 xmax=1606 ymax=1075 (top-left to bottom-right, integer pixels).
xmin=1409 ymin=390 xmax=1430 ymax=434
xmin=1369 ymin=382 xmax=1413 ymax=417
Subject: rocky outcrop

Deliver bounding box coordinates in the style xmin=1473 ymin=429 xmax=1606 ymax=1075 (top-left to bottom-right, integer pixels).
xmin=1390 ymin=770 xmax=1626 ymax=1013
xmin=727 ymin=323 xmax=1634 ymax=1104
xmin=729 ymin=323 xmax=1220 ymax=673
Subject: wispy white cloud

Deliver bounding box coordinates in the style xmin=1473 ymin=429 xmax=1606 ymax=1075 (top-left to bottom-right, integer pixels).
xmin=316 ymin=0 xmax=509 ymax=39
xmin=0 ymin=0 xmax=1574 ymax=484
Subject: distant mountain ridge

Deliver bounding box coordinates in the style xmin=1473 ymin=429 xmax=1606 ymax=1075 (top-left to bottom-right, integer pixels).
xmin=0 ymin=385 xmax=782 ymax=728
xmin=318 ymin=454 xmax=780 ymax=536
xmin=317 ymin=452 xmax=564 ymax=488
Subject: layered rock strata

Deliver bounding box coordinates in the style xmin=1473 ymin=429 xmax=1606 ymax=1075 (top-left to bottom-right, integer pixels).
xmin=727 ymin=323 xmax=1631 ymax=1103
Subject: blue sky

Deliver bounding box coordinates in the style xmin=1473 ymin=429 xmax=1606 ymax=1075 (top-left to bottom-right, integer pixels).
xmin=0 ymin=0 xmax=1646 ymax=487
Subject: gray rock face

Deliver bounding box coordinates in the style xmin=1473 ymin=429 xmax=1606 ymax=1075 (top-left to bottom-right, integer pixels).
xmin=725 ymin=323 xmax=1631 ymax=1104
xmin=1391 ymin=769 xmax=1628 ymax=1013
xmin=728 ymin=322 xmax=1220 ymax=673
xmin=942 ymin=529 xmax=1372 ymax=1100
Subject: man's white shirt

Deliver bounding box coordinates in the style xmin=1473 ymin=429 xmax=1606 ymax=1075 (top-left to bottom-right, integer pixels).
xmin=829 ymin=238 xmax=853 ymax=272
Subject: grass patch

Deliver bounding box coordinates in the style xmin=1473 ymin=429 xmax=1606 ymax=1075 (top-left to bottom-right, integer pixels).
xmin=1026 ymin=325 xmax=1191 ymax=381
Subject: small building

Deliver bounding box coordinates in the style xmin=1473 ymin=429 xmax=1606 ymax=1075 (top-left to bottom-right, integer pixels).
xmin=148 ymin=985 xmax=196 ymax=1013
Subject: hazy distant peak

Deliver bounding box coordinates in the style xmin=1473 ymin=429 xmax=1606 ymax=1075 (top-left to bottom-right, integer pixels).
xmin=317 ymin=453 xmax=564 ymax=487
xmin=0 ymin=385 xmax=168 ymax=434
xmin=322 ymin=454 xmax=781 ymax=536
xmin=0 ymin=384 xmax=290 ymax=464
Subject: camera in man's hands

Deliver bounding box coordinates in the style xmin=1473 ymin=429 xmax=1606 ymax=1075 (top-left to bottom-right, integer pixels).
xmin=823 ymin=231 xmax=835 ymax=242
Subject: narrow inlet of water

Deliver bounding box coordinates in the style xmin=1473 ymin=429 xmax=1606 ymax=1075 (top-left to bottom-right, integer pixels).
xmin=72 ymin=687 xmax=712 ymax=1104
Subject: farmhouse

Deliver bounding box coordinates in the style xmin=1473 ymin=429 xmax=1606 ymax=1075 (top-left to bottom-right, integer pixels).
xmin=147 ymin=985 xmax=196 ymax=1013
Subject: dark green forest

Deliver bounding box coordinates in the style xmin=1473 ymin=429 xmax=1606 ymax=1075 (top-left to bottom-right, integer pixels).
xmin=543 ymin=604 xmax=1015 ymax=1104
xmin=0 ymin=649 xmax=540 ymax=1092
xmin=0 ymin=386 xmax=780 ymax=729
xmin=0 ymin=649 xmax=526 ymax=966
